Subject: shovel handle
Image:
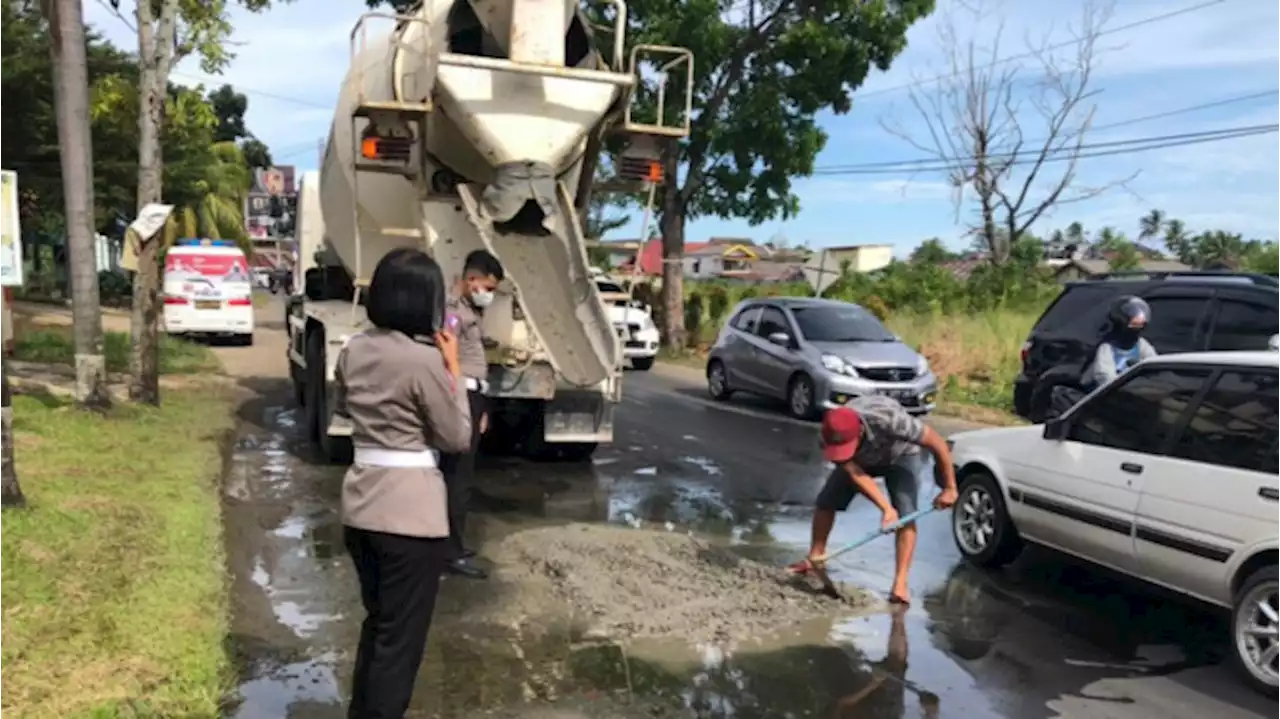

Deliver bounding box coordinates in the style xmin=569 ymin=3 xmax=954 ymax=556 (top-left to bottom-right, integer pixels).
xmin=815 ymin=507 xmax=938 ymax=564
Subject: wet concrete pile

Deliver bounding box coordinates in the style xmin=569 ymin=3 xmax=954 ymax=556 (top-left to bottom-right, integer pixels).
xmin=486 ymin=524 xmax=876 ymax=645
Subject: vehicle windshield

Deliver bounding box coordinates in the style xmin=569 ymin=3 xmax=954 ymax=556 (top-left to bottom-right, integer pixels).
xmin=792 ymin=305 xmax=896 ymax=342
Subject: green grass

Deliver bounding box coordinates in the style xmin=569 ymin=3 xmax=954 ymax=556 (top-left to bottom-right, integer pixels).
xmin=888 ymin=307 xmax=1040 ymax=418
xmin=1 ymin=386 xmax=236 ymax=718
xmin=12 ymin=329 xmax=219 ymax=375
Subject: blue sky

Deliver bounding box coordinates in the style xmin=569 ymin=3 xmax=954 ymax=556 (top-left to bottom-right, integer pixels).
xmin=83 ymin=0 xmax=1279 ymax=257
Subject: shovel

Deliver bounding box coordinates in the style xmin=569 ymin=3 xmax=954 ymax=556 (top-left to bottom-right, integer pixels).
xmin=788 ymin=507 xmax=939 ymax=598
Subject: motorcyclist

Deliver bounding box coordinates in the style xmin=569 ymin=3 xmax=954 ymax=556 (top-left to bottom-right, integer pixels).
xmin=1083 ymin=295 xmax=1157 ymax=390
xmin=1047 ymin=295 xmax=1157 ymax=420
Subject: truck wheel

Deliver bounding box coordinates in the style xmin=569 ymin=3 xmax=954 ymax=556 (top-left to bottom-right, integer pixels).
xmin=631 ymin=356 xmax=655 ymax=371
xmin=305 ymin=331 xmax=352 ymax=464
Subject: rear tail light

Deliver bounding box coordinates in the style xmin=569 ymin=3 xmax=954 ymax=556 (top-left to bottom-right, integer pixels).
xmin=163 ymin=295 xmax=189 ymax=305
xmin=1019 ymin=340 xmax=1032 ymax=364
xmin=227 ymin=298 xmax=252 ymax=306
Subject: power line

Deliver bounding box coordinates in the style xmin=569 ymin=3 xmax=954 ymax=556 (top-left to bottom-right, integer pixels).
xmin=807 ymin=123 xmax=1278 ymax=176
xmin=814 ymin=90 xmax=1280 ymax=171
xmin=855 ymin=0 xmax=1229 ymax=100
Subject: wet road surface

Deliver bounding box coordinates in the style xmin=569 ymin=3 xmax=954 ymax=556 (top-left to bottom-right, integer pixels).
xmin=221 ymin=359 xmax=1277 ymax=718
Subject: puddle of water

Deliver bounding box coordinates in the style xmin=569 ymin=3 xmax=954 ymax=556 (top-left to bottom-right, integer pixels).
xmin=232 ymin=653 xmax=342 ymax=719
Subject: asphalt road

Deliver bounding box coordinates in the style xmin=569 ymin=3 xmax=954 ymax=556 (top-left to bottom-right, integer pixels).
xmin=609 ymin=364 xmax=1276 ymax=719
xmin=222 ymin=304 xmax=1276 ymax=718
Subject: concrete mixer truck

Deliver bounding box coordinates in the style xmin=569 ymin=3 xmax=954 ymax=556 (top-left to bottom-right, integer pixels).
xmin=285 ymin=0 xmax=693 ymax=462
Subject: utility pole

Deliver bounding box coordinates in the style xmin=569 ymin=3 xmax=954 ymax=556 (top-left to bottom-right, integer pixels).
xmin=43 ymin=0 xmax=110 ymax=409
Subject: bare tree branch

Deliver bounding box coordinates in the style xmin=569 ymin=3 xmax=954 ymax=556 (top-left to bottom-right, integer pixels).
xmin=880 ymin=0 xmax=1133 ymax=263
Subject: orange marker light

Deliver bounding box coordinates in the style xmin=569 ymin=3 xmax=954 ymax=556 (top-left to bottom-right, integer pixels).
xmin=361 ymin=137 xmax=380 ymax=159
xmin=645 ymin=160 xmax=663 ymax=183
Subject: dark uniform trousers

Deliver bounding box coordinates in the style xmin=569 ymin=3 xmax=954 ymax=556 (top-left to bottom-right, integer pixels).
xmin=439 ymin=388 xmax=485 ymax=560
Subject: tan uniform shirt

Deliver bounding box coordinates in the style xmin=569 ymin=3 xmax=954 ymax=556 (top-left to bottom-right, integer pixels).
xmin=446 ymin=295 xmax=488 ymax=383
xmin=333 ymin=329 xmax=472 ymax=538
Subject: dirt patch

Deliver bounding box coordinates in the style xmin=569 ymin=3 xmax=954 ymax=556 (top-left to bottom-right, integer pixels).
xmin=485 ymin=524 xmax=877 ymax=645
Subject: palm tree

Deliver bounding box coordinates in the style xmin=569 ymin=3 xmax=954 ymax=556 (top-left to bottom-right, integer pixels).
xmin=165 ymin=141 xmax=253 ymax=254
xmin=1163 ymin=219 xmax=1191 ymax=264
xmin=1138 ymin=209 xmax=1165 ymax=242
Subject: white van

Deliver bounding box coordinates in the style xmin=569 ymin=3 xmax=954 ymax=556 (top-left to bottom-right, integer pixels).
xmin=162 ymin=239 xmax=255 ymax=345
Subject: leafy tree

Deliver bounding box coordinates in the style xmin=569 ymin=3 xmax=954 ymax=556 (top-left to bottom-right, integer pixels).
xmin=119 ymin=0 xmax=279 ymax=405
xmin=207 ymin=83 xmax=248 ymax=141
xmin=240 ymin=137 xmax=273 ymax=168
xmin=632 ymin=0 xmax=933 ymax=348
xmin=909 ymin=238 xmax=957 ymax=265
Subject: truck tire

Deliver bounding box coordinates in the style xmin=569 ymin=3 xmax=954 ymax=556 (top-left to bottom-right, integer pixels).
xmin=305 ymin=331 xmax=352 ymax=465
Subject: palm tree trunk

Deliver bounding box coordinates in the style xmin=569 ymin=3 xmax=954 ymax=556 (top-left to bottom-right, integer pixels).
xmin=44 ymin=0 xmax=110 ymax=410
xmin=2 ymin=363 xmax=26 ymax=508
xmin=128 ymin=0 xmax=178 ymax=406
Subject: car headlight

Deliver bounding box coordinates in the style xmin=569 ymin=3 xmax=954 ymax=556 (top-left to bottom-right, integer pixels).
xmin=821 ymin=354 xmax=859 ymax=377
xmin=916 ymin=354 xmax=930 ymax=375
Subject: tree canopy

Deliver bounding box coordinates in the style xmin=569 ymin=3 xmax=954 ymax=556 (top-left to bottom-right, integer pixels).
xmin=1 ymin=0 xmax=266 ymax=251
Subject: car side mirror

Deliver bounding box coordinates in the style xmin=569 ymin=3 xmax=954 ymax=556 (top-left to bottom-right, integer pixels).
xmin=767 ymin=331 xmax=792 ymax=347
xmin=1043 ymin=417 xmax=1068 ymax=441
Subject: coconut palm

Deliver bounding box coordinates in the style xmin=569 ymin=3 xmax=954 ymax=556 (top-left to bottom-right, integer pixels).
xmin=1163 ymin=219 xmax=1191 ymax=264
xmin=163 ymin=141 xmax=254 ymax=255
xmin=1138 ymin=209 xmax=1165 ymax=242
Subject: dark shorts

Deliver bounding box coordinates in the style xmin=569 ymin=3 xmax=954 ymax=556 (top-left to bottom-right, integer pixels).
xmin=816 ymin=452 xmax=932 ymax=515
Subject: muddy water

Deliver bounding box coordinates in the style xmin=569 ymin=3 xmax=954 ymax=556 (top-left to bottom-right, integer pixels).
xmin=223 ymin=393 xmax=964 ymax=719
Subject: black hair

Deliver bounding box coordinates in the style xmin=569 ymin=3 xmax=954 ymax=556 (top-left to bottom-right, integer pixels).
xmin=463 ymin=249 xmax=505 ymax=282
xmin=366 ymin=247 xmax=445 ymax=337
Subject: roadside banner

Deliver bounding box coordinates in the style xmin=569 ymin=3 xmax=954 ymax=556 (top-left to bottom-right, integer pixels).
xmin=120 ymin=203 xmax=175 ymax=271
xmin=0 ymin=170 xmax=23 ymax=287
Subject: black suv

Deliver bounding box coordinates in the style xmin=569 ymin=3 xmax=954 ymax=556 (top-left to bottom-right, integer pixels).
xmin=1014 ymin=271 xmax=1279 ymax=422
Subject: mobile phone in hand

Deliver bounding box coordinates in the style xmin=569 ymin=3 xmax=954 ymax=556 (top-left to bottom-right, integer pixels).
xmin=445 ymin=313 xmax=461 ymax=332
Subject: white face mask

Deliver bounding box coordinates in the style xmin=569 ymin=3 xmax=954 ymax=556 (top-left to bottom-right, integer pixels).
xmin=470 ymin=290 xmax=494 ymax=309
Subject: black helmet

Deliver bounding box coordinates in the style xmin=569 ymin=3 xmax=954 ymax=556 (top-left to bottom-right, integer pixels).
xmin=1109 ymin=295 xmax=1151 ymax=329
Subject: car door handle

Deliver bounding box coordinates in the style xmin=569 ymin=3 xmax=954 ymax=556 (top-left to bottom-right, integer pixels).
xmin=1119 ymin=462 xmax=1144 ymax=475
xmin=1260 ymin=487 xmax=1279 ymax=502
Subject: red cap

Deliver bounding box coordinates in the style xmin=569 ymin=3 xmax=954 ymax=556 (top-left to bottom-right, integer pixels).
xmin=821 ymin=407 xmax=863 ymax=462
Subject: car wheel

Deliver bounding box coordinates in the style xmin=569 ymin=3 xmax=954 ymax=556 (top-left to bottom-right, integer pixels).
xmin=631 ymin=356 xmax=655 ymax=371
xmin=787 ymin=373 xmax=817 ymax=420
xmin=952 ymin=470 xmax=1023 ymax=568
xmin=707 ymin=360 xmax=733 ymax=401
xmin=1231 ymin=565 xmax=1279 ymax=695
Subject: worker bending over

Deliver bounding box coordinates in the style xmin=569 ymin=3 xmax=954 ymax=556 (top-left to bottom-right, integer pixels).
xmin=790 ymin=397 xmax=959 ymax=605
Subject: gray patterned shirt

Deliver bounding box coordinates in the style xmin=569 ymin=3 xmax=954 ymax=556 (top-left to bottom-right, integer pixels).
xmin=845 ymin=395 xmax=925 ymax=468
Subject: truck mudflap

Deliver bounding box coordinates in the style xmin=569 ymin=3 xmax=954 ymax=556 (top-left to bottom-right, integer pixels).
xmin=543 ymin=390 xmax=615 ymax=444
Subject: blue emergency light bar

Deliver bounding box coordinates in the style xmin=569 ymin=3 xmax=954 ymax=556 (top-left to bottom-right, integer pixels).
xmin=176 ymin=238 xmax=237 ymax=247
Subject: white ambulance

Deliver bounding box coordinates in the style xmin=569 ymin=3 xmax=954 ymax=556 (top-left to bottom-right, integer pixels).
xmin=162 ymin=239 xmax=255 ymax=345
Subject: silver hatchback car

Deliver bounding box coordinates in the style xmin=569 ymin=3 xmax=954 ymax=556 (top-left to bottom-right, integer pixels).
xmin=705 ymin=297 xmax=938 ymax=419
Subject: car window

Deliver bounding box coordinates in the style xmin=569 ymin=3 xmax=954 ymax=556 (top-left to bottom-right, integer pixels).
xmin=1034 ymin=285 xmax=1119 ymax=333
xmin=1207 ymin=301 xmax=1278 ymax=351
xmin=1067 ymin=367 xmax=1210 ymax=453
xmin=756 ymin=307 xmax=790 ymax=338
xmin=791 ymin=305 xmax=895 ymax=342
xmin=596 ymin=281 xmax=624 ymax=294
xmin=1169 ymin=370 xmax=1278 ymax=473
xmin=1142 ymin=298 xmax=1208 ymax=352
xmin=730 ymin=306 xmax=762 ymax=333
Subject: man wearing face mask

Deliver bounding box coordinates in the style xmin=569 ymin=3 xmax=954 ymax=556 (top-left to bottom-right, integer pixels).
xmin=440 ymin=249 xmax=504 ymax=579
xmin=1084 ymin=295 xmax=1157 ymax=390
